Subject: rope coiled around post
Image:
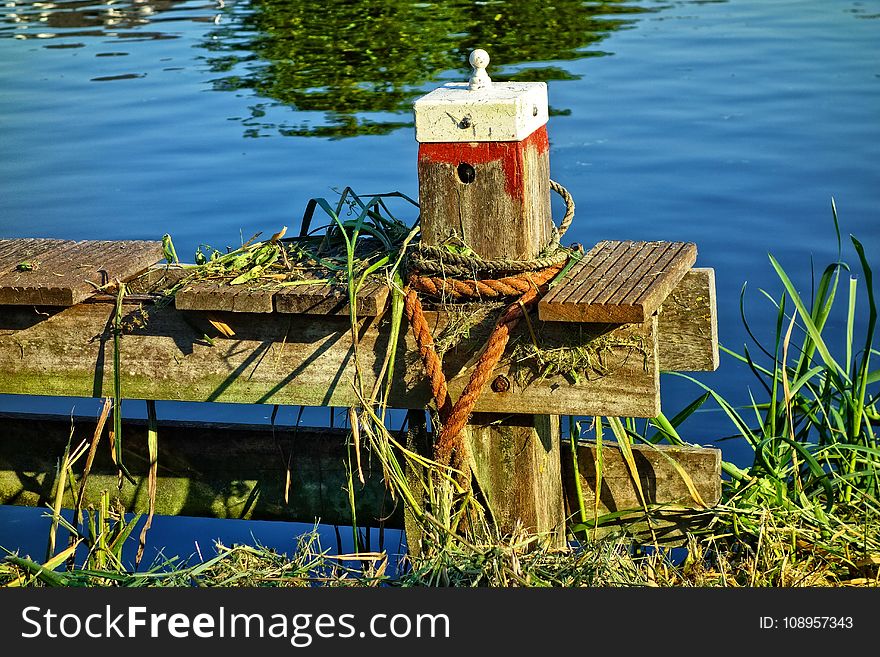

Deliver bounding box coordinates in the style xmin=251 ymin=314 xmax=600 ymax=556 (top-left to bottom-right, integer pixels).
xmin=404 ymin=180 xmax=575 ymax=473
xmin=408 ymin=179 xmax=575 ymax=279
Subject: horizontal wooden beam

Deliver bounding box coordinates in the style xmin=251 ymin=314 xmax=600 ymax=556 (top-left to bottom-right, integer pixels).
xmin=561 ymin=439 xmax=722 ymax=542
xmin=0 ymin=412 xmax=397 ymax=527
xmin=0 ymin=413 xmax=721 ymax=542
xmin=0 ymin=299 xmax=659 ymax=417
xmin=0 ymin=266 xmax=715 ymax=417
xmin=563 ymin=440 xmax=722 ymax=512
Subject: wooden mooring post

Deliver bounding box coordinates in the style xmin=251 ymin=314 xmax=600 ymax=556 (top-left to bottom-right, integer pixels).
xmin=412 ymin=49 xmax=564 ymax=546
xmin=0 ymin=49 xmax=723 ymax=550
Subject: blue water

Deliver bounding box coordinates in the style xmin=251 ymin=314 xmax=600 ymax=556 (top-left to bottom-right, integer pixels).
xmin=1 ymin=0 xmax=878 ymax=564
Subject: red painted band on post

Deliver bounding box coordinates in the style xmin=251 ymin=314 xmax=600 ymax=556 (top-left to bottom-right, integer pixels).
xmin=417 ymin=126 xmax=549 ymax=202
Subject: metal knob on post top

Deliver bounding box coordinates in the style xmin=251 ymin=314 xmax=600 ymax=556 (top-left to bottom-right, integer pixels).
xmin=467 ymin=48 xmax=492 ymax=90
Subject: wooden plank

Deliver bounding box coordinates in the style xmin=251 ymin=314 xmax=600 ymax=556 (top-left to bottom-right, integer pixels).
xmin=561 ymin=440 xmax=721 ymax=544
xmin=273 ymin=282 xmax=336 ymax=313
xmin=0 ymin=239 xmax=163 ymax=306
xmin=175 ymin=280 xmax=274 ymax=313
xmin=543 ymin=240 xmax=621 ymax=304
xmin=175 ymin=278 xmax=388 ymax=316
xmin=0 ymin=301 xmax=661 ymax=417
xmin=562 ymin=440 xmax=721 ymax=511
xmin=0 ymin=240 xmax=87 ymax=306
xmin=0 ymin=412 xmax=719 ymax=538
xmin=575 ymin=241 xmax=657 ymax=306
xmin=352 ymin=280 xmax=390 ymax=317
xmin=621 ymin=242 xmax=693 ymax=306
xmin=538 ymin=240 xmax=698 ymax=323
xmin=231 ymin=286 xmax=276 ymax=313
xmin=274 ymin=280 xmax=389 ymax=316
xmin=657 ymin=268 xmax=719 ymax=372
xmin=0 ymin=238 xmax=71 ymax=271
xmin=0 ymin=413 xmax=397 ymax=528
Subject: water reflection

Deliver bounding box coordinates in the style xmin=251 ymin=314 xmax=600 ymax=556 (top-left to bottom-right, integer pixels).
xmin=0 ymin=0 xmax=219 ymax=41
xmin=203 ymin=0 xmax=655 ymax=137
xmin=1 ymin=0 xmax=659 ymax=136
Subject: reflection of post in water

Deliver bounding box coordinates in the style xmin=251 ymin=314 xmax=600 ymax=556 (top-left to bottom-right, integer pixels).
xmin=202 ymin=0 xmax=654 ymax=138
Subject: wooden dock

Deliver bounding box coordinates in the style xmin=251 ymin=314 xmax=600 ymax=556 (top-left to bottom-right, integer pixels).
xmin=0 ymin=238 xmax=162 ymax=306
xmin=0 ymin=52 xmax=725 ymax=547
xmin=0 ymin=236 xmax=720 ymax=543
xmin=0 ymin=258 xmax=716 ymax=416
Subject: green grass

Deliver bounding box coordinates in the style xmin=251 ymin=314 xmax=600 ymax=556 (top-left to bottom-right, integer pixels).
xmin=569 ymin=201 xmax=879 ymax=578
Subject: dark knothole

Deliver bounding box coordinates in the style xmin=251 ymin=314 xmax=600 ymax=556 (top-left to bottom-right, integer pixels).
xmin=457 ymin=162 xmax=476 ymax=184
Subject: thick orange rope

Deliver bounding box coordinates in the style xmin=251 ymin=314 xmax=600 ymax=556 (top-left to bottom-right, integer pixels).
xmin=409 ymin=271 xmax=550 ymax=300
xmin=403 ymin=288 xmax=453 ymax=424
xmin=405 ymin=263 xmax=565 ymax=467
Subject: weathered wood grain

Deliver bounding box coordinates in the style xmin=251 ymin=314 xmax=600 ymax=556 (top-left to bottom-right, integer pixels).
xmin=467 ymin=413 xmax=565 ymax=539
xmin=539 ymin=240 xmax=697 ymax=323
xmin=274 ymin=280 xmax=389 ymax=316
xmin=561 ymin=440 xmax=721 ymax=544
xmin=417 ymin=124 xmax=564 ymax=546
xmin=174 ymin=278 xmax=389 ymax=316
xmin=0 ymin=412 xmax=719 ymax=536
xmin=0 ymin=238 xmax=70 ymax=272
xmin=0 ymin=239 xmax=162 ymax=306
xmin=657 ymin=268 xmax=719 ymax=372
xmin=127 ymin=264 xmax=717 ymax=373
xmin=417 ymin=126 xmax=553 ymax=260
xmin=0 ymin=301 xmax=661 ymax=417
xmin=562 ymin=440 xmax=721 ymax=512
xmin=174 ymin=280 xmax=273 ymax=313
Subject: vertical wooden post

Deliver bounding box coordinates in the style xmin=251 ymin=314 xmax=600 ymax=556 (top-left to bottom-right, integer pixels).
xmin=412 ymin=50 xmax=566 ymax=546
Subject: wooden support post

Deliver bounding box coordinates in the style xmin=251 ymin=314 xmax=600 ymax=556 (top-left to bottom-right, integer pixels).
xmin=413 ymin=50 xmax=565 ymax=545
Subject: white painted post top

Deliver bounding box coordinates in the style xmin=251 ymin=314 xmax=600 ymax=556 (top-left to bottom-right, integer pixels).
xmin=413 ymin=49 xmax=548 ymax=143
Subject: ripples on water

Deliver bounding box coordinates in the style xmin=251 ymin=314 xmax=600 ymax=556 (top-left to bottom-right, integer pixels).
xmin=0 ymin=0 xmax=878 ymax=559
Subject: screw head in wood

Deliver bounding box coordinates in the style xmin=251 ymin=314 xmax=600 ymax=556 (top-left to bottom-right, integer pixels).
xmin=491 ymin=374 xmax=511 ymax=393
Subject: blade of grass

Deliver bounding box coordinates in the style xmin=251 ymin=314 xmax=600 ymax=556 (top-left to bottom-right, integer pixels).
xmin=567 ymin=417 xmax=587 ymax=525
xmin=769 ymin=254 xmax=848 ymax=382
xmin=112 ymin=282 xmax=135 ymax=486
xmin=46 ymin=425 xmax=74 ymax=562
xmin=136 ymin=399 xmax=159 ymax=568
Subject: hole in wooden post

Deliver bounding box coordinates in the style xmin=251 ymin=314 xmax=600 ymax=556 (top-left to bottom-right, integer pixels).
xmin=457 ymin=162 xmax=476 ymax=184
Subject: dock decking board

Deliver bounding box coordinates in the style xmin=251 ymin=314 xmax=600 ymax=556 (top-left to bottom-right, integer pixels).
xmin=174 ymin=281 xmax=275 ymax=314
xmin=0 ymin=238 xmax=701 ymax=327
xmin=0 ymin=239 xmax=163 ymax=306
xmin=274 ymin=279 xmax=389 ymax=316
xmin=175 ymin=278 xmax=390 ymax=316
xmin=539 ymin=240 xmax=697 ymax=323
xmin=0 ymin=238 xmax=71 ymax=271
